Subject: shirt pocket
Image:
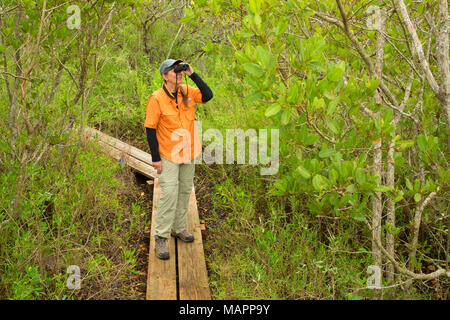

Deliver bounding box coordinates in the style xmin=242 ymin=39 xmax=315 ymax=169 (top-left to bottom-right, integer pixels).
xmin=184 ymin=106 xmax=196 ymax=121
xmin=161 ymin=109 xmax=180 ymax=129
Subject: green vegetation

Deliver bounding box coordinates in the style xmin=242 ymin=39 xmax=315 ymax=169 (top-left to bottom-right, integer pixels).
xmin=0 ymin=0 xmax=448 ymax=299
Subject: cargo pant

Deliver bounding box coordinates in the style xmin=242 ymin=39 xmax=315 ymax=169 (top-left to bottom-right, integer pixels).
xmin=154 ymin=156 xmax=195 ymax=239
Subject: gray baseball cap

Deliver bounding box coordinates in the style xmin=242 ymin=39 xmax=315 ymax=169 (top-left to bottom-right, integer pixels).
xmin=159 ymin=59 xmax=183 ymax=75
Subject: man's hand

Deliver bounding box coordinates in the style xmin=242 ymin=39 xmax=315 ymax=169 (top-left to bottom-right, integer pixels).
xmin=153 ymin=161 xmax=162 ymax=174
xmin=182 ymin=63 xmax=194 ymax=76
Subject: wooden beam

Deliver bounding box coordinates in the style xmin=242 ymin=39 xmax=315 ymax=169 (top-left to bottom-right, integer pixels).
xmin=177 ymin=187 xmax=211 ymax=300
xmin=82 ymin=127 xmax=157 ymax=179
xmin=95 ymin=139 xmax=157 ymax=179
xmin=83 ymin=127 xmax=154 ymax=165
xmin=146 ymin=179 xmax=177 ymax=300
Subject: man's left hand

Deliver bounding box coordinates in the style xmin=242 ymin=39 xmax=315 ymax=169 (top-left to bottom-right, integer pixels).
xmin=182 ymin=63 xmax=194 ymax=76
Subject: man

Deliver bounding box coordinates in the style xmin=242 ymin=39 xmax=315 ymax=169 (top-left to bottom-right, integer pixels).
xmin=144 ymin=59 xmax=213 ymax=259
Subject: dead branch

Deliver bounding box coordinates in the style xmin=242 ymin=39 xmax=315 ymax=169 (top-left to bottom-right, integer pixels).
xmin=364 ymin=217 xmax=449 ymax=281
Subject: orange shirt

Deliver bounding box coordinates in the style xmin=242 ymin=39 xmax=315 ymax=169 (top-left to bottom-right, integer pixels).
xmin=144 ymin=84 xmax=205 ymax=163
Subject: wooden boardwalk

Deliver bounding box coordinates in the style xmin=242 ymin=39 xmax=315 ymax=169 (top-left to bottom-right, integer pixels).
xmin=82 ymin=127 xmax=210 ymax=300
xmin=82 ymin=126 xmax=158 ymax=179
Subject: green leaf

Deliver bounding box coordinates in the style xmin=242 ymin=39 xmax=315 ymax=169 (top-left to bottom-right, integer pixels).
xmin=348 ymin=293 xmax=364 ymax=300
xmin=312 ymin=174 xmax=328 ymax=191
xmin=326 ymin=98 xmax=338 ymax=115
xmin=414 ymin=178 xmax=421 ymax=191
xmin=397 ymin=139 xmax=415 ymax=151
xmin=287 ymin=84 xmax=299 ymax=104
xmin=437 ymin=166 xmax=450 ymax=184
xmin=326 ymin=118 xmax=339 ymax=134
xmin=414 ymin=193 xmax=421 ymax=203
xmin=243 ymin=63 xmax=264 ymax=77
xmin=253 ymin=14 xmax=262 ymax=29
xmin=179 ymin=12 xmax=195 ymax=23
xmin=274 ymin=179 xmax=287 ymax=192
xmin=366 ymin=78 xmax=380 ymax=94
xmin=352 ymin=211 xmax=365 ymax=222
xmin=405 ymin=178 xmax=413 ymax=191
xmin=248 ymin=0 xmax=260 ymax=14
xmin=255 ymin=46 xmax=276 ymax=71
xmin=312 ymin=97 xmax=325 ymax=110
xmin=416 ymin=134 xmax=427 ymax=152
xmin=308 ymin=61 xmax=326 ymax=72
xmin=245 ymin=91 xmax=262 ymax=103
xmin=329 ymin=168 xmax=339 ymax=184
xmin=373 ymin=185 xmax=393 ymax=192
xmin=323 ymin=91 xmax=336 ymax=100
xmin=235 ymin=50 xmax=250 ymax=63
xmin=328 ymin=61 xmax=346 ymax=82
xmin=304 ymin=134 xmax=319 ymax=146
xmin=346 ymin=184 xmax=357 ymax=193
xmin=355 ymin=168 xmax=366 ymax=185
xmin=374 ymin=117 xmax=382 ymax=132
xmin=319 ymin=148 xmax=335 ymax=158
xmin=296 ymin=165 xmax=311 ymax=179
xmin=383 ymin=108 xmax=393 ymax=125
xmin=280 ymin=109 xmax=291 ymax=125
xmin=245 ymin=74 xmax=260 ymax=90
xmin=394 ymin=193 xmax=404 ymax=203
xmin=265 ymin=103 xmax=281 ymax=117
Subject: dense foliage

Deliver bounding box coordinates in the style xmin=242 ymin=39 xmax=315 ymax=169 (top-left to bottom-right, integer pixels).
xmin=0 ymin=0 xmax=448 ymax=299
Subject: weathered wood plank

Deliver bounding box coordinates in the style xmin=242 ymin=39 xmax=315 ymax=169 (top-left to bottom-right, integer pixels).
xmin=177 ymin=188 xmax=211 ymax=300
xmin=82 ymin=128 xmax=157 ymax=179
xmin=146 ymin=179 xmax=177 ymax=300
xmin=83 ymin=127 xmax=154 ymax=167
xmin=97 ymin=140 xmax=157 ymax=179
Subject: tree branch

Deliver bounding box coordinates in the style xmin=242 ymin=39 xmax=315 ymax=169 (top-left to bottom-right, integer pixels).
xmin=364 ymin=216 xmax=449 ymax=281
xmin=393 ymin=0 xmax=439 ymax=96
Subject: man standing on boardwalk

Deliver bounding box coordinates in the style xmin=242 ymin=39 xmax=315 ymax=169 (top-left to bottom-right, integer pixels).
xmin=144 ymin=59 xmax=213 ymax=259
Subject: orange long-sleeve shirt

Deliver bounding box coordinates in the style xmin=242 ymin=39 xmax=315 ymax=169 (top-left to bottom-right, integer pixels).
xmin=144 ymin=83 xmax=205 ymax=163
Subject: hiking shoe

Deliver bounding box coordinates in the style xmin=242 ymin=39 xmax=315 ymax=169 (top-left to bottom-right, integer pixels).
xmin=155 ymin=236 xmax=169 ymax=260
xmin=171 ymin=230 xmax=194 ymax=242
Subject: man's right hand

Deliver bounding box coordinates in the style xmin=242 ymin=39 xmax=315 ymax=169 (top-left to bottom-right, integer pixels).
xmin=153 ymin=161 xmax=162 ymax=174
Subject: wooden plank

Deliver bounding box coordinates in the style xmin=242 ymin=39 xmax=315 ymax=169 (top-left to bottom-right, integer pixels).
xmin=83 ymin=127 xmax=154 ymax=167
xmin=146 ymin=179 xmax=177 ymax=300
xmin=82 ymin=129 xmax=157 ymax=179
xmin=83 ymin=127 xmax=153 ymax=164
xmin=97 ymin=140 xmax=157 ymax=179
xmin=177 ymin=187 xmax=211 ymax=300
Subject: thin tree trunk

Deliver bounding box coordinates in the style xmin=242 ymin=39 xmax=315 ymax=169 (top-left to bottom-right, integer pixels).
xmin=374 ymin=6 xmax=386 ymax=106
xmin=385 ymin=71 xmax=414 ymax=286
xmin=371 ymin=4 xmax=386 ymax=299
xmin=408 ymin=188 xmax=440 ymax=271
xmin=8 ymin=6 xmax=23 ymax=169
xmin=437 ymin=0 xmax=450 ymax=150
xmin=372 ymin=140 xmax=383 ymax=297
xmin=385 ymin=140 xmax=395 ymax=284
xmin=395 ymin=0 xmax=449 ymax=132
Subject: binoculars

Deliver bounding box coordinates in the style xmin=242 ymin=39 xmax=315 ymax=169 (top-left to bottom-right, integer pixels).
xmin=174 ymin=63 xmax=189 ymax=73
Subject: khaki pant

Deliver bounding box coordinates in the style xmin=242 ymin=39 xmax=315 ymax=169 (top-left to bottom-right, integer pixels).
xmin=155 ymin=156 xmax=195 ymax=238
